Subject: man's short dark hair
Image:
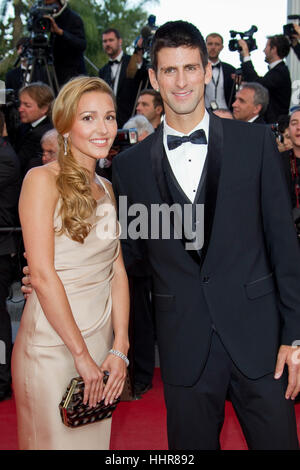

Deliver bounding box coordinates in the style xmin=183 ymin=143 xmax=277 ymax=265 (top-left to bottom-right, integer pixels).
xmin=150 ymin=20 xmax=208 ymax=72
xmin=139 ymin=89 xmax=164 ymax=114
xmin=206 ymin=33 xmax=224 ymax=44
xmin=267 ymin=34 xmax=290 ymax=59
xmin=240 ymin=82 xmax=270 ymax=116
xmin=102 ymin=28 xmax=121 ymax=39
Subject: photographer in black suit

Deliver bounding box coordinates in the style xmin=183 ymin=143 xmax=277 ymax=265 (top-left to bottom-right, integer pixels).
xmin=15 ymin=82 xmax=54 ymax=178
xmin=99 ymin=28 xmax=148 ymax=127
xmin=44 ymin=0 xmax=87 ymax=87
xmin=290 ymin=23 xmax=300 ymax=60
xmin=0 ymin=111 xmax=21 ymax=402
xmin=239 ymin=34 xmax=291 ymax=123
xmin=205 ymin=33 xmax=236 ymax=111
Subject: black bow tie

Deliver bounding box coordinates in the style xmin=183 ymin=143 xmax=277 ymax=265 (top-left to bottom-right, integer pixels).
xmin=109 ymin=60 xmax=120 ymax=65
xmin=167 ymin=129 xmax=207 ymax=150
xmin=212 ymin=62 xmax=221 ymax=69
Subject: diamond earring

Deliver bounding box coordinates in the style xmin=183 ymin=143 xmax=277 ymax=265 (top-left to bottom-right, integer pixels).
xmin=64 ymin=136 xmax=68 ymax=156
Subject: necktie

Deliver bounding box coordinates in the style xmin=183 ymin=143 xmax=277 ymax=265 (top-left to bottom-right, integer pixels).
xmin=109 ymin=60 xmax=120 ymax=66
xmin=167 ymin=129 xmax=207 ymax=150
xmin=212 ymin=62 xmax=221 ymax=69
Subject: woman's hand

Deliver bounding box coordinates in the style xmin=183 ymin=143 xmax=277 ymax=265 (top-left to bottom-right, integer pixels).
xmin=74 ymin=351 xmax=105 ymax=408
xmin=99 ymin=352 xmax=127 ymax=405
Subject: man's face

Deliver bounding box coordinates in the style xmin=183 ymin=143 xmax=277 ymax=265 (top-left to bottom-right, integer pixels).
xmin=289 ymin=111 xmax=300 ymax=149
xmin=42 ymin=138 xmax=58 ymax=165
xmin=102 ymin=32 xmax=122 ymax=59
xmin=263 ymin=39 xmax=274 ymax=64
xmin=136 ymin=94 xmax=157 ymax=122
xmin=148 ymin=46 xmax=212 ymax=129
xmin=232 ymin=87 xmax=261 ymax=122
xmin=18 ymin=92 xmax=48 ymax=124
xmin=206 ymin=35 xmax=223 ymax=62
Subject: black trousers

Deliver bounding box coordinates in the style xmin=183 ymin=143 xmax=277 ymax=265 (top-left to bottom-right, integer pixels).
xmin=131 ymin=275 xmax=155 ymax=386
xmin=164 ymin=332 xmax=299 ymax=450
xmin=0 ymin=255 xmax=14 ymax=391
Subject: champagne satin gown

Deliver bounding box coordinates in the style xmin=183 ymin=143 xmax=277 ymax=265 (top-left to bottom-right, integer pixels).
xmin=12 ymin=179 xmax=120 ymax=450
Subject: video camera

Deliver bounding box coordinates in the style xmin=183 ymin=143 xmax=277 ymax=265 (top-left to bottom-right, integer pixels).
xmin=28 ymin=0 xmax=60 ymax=35
xmin=229 ymin=25 xmax=258 ymax=53
xmin=283 ymin=15 xmax=300 ymax=39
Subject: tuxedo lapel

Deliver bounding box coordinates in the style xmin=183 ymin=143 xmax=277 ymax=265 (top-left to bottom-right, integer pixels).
xmin=199 ymin=113 xmax=223 ymax=268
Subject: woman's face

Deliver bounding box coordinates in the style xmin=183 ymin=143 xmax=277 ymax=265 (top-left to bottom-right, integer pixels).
xmin=68 ymin=91 xmax=117 ymax=165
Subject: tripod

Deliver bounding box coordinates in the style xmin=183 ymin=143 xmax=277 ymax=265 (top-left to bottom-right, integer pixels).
xmin=24 ymin=41 xmax=60 ymax=96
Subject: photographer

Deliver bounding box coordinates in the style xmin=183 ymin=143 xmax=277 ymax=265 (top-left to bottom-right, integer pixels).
xmin=281 ymin=107 xmax=300 ymax=227
xmin=43 ymin=0 xmax=86 ymax=86
xmin=290 ymin=23 xmax=300 ymax=60
xmin=0 ymin=110 xmax=21 ymax=402
xmin=15 ymin=82 xmax=54 ymax=178
xmin=238 ymin=34 xmax=291 ymax=123
xmin=99 ymin=28 xmax=148 ymax=127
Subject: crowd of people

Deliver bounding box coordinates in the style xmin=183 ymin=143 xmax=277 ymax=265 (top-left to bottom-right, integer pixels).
xmin=1 ymin=1 xmax=300 ymax=451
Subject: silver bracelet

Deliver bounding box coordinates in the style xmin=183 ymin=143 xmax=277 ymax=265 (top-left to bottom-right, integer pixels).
xmin=109 ymin=349 xmax=129 ymax=367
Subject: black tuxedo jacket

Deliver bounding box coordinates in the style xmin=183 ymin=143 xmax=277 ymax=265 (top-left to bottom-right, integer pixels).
xmin=99 ymin=54 xmax=148 ymax=127
xmin=15 ymin=116 xmax=53 ymax=178
xmin=241 ymin=60 xmax=291 ymax=123
xmin=221 ymin=61 xmax=236 ymax=109
xmin=112 ymin=114 xmax=300 ymax=386
xmin=252 ymin=115 xmax=266 ymax=124
xmin=0 ymin=138 xmax=21 ymax=256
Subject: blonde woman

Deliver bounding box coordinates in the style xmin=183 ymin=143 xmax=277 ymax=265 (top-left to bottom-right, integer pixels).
xmin=12 ymin=77 xmax=129 ymax=450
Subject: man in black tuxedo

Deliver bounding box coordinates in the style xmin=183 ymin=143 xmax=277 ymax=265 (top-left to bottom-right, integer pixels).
xmin=205 ymin=33 xmax=236 ymax=111
xmin=239 ymin=34 xmax=291 ymax=123
xmin=112 ymin=21 xmax=300 ymax=450
xmin=44 ymin=0 xmax=87 ymax=87
xmin=232 ymin=82 xmax=269 ymax=124
xmin=99 ymin=28 xmax=148 ymax=127
xmin=15 ymin=82 xmax=54 ymax=178
xmin=0 ymin=111 xmax=21 ymax=402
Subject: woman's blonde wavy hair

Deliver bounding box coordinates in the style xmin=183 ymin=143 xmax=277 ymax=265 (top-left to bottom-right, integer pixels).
xmin=52 ymin=76 xmax=116 ymax=244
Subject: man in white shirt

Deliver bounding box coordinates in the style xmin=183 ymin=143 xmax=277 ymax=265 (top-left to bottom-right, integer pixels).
xmin=232 ymin=82 xmax=269 ymax=123
xmin=112 ymin=20 xmax=300 ymax=450
xmin=239 ymin=34 xmax=291 ymax=123
xmin=205 ymin=33 xmax=236 ymax=111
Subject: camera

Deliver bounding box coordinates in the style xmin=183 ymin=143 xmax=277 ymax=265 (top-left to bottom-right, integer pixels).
xmin=113 ymin=128 xmax=138 ymax=148
xmin=229 ymin=25 xmax=258 ymax=53
xmin=283 ymin=15 xmax=300 ymax=39
xmin=135 ymin=15 xmax=158 ymax=60
xmin=270 ymin=122 xmax=284 ymax=143
xmin=28 ymin=0 xmax=60 ymax=35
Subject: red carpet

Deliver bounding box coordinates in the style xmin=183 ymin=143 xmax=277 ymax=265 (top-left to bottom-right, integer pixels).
xmin=1 ymin=368 xmax=299 ymax=450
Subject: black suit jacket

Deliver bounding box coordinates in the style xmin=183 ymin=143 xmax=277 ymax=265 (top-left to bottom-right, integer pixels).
xmin=241 ymin=60 xmax=291 ymax=123
xmin=99 ymin=54 xmax=148 ymax=127
xmin=51 ymin=7 xmax=87 ymax=86
xmin=252 ymin=115 xmax=266 ymax=124
xmin=15 ymin=116 xmax=53 ymax=178
xmin=112 ymin=115 xmax=300 ymax=386
xmin=221 ymin=61 xmax=237 ymax=109
xmin=0 ymin=138 xmax=21 ymax=256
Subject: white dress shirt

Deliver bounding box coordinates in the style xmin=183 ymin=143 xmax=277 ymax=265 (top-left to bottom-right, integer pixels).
xmin=110 ymin=51 xmax=123 ymax=95
xmin=163 ymin=111 xmax=210 ymax=203
xmin=205 ymin=61 xmax=228 ymax=110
